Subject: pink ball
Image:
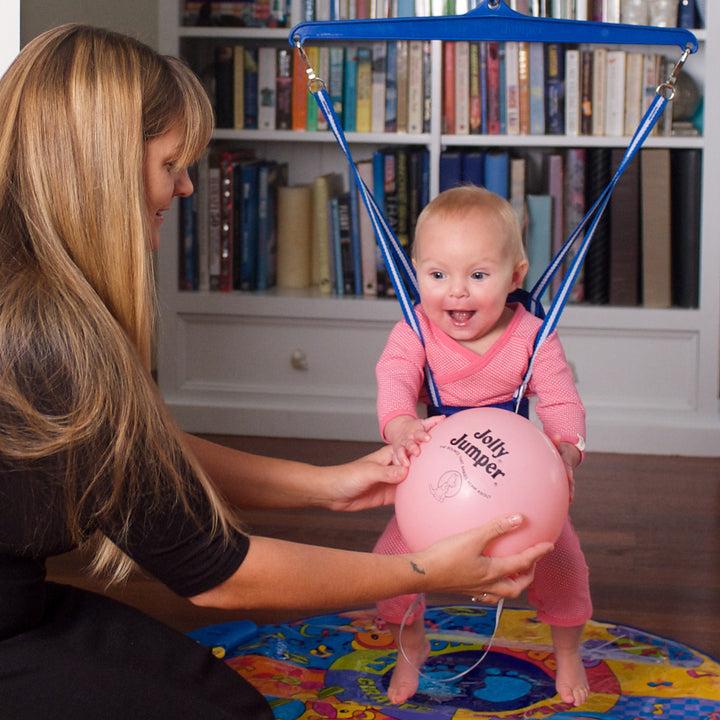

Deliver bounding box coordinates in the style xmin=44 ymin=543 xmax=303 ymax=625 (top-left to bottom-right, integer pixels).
xmin=395 ymin=407 xmax=569 ymax=556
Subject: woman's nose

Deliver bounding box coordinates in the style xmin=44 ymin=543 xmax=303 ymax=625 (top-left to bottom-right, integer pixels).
xmin=175 ymin=167 xmax=194 ymax=197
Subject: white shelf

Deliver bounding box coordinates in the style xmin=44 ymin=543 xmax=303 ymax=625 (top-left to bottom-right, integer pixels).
xmin=157 ymin=0 xmax=720 ymax=456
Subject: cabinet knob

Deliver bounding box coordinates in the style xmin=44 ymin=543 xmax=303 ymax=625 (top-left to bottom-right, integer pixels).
xmin=290 ymin=349 xmax=308 ymax=371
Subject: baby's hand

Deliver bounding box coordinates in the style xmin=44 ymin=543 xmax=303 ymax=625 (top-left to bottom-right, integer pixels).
xmin=385 ymin=415 xmax=445 ymax=466
xmin=554 ymin=439 xmax=581 ymax=502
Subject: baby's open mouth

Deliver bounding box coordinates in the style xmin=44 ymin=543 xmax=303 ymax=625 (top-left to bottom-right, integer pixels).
xmin=448 ymin=310 xmax=474 ymax=323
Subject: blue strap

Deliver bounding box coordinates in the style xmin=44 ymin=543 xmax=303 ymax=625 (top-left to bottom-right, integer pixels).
xmin=512 ymin=90 xmax=669 ymax=407
xmin=304 ymin=52 xmax=670 ymax=414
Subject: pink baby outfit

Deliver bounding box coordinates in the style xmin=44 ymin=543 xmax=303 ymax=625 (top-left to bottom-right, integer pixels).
xmin=374 ymin=303 xmax=592 ymax=627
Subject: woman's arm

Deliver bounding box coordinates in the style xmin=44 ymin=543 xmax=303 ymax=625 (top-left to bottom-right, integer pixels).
xmin=183 ymin=433 xmax=406 ymax=512
xmin=190 ymin=514 xmax=552 ymax=611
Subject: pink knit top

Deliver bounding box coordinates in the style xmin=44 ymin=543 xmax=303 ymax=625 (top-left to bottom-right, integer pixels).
xmin=376 ymin=303 xmax=585 ymax=446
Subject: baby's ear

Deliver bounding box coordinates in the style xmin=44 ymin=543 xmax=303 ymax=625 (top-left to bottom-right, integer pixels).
xmin=512 ymin=259 xmax=529 ymax=289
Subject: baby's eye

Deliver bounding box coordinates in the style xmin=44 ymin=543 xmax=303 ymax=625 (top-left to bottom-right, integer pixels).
xmin=471 ymin=271 xmax=487 ymax=280
xmin=430 ymin=271 xmax=445 ymax=280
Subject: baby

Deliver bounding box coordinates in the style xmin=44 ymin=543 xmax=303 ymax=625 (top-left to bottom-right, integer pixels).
xmin=374 ymin=185 xmax=591 ymax=707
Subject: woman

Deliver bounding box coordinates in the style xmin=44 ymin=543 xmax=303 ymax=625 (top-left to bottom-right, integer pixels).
xmin=0 ymin=25 xmax=552 ymax=718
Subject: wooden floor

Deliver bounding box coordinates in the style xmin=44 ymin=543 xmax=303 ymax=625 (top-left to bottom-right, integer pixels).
xmin=47 ymin=435 xmax=720 ymax=659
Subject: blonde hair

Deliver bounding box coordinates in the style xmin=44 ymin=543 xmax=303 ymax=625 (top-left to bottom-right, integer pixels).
xmin=414 ymin=185 xmax=526 ymax=265
xmin=0 ymin=25 xmax=232 ymax=582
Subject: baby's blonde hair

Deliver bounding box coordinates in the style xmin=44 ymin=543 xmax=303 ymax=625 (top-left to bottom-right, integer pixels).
xmin=413 ymin=185 xmax=526 ymax=265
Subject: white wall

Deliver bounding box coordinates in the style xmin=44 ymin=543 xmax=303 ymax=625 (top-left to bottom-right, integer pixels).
xmin=0 ymin=0 xmax=20 ymax=76
xmin=21 ymin=0 xmax=158 ymax=48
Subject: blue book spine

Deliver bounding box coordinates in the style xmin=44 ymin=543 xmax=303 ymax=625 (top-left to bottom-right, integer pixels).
xmin=240 ymin=163 xmax=258 ymax=291
xmin=329 ymin=47 xmax=345 ymax=125
xmin=439 ymin=151 xmax=463 ymax=193
xmin=372 ymin=150 xmax=385 ymax=210
xmin=181 ymin=194 xmax=196 ymax=290
xmin=484 ymin=151 xmax=509 ymax=199
xmin=544 ymin=42 xmax=565 ymax=135
xmin=343 ymin=48 xmax=358 ymax=132
xmin=255 ymin=164 xmax=271 ymax=291
xmin=348 ymin=170 xmax=363 ymax=295
xmin=462 ymin=151 xmax=485 ymax=187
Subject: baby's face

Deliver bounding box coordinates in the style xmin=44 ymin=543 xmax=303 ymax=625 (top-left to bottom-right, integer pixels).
xmin=413 ymin=208 xmax=527 ymax=346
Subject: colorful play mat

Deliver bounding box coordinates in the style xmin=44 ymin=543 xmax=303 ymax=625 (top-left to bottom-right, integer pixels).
xmin=188 ymin=605 xmax=720 ymax=719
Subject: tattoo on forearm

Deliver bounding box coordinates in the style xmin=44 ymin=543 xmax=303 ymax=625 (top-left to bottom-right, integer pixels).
xmin=411 ymin=561 xmax=425 ymax=575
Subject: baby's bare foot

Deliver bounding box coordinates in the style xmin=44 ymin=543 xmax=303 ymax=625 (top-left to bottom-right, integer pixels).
xmin=387 ymin=634 xmax=430 ymax=704
xmin=555 ymin=647 xmax=589 ymax=707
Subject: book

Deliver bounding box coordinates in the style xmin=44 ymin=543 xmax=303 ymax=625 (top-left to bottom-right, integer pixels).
xmin=329 ymin=46 xmax=345 ymax=125
xmin=334 ymin=193 xmax=355 ymax=294
xmin=529 ymin=42 xmax=545 ymax=135
xmin=486 ymin=41 xmax=501 ymax=134
xmin=356 ymin=159 xmax=379 ymax=295
xmin=407 ymin=40 xmax=424 ymax=134
xmin=233 ymin=45 xmax=245 ymax=130
xmin=238 ymin=160 xmax=260 ymax=291
xmin=355 ymin=46 xmax=373 ymax=133
xmin=257 ymin=46 xmax=277 ymax=131
xmin=544 ymin=42 xmax=565 ymax=135
xmin=385 ymin=41 xmax=398 ymax=133
xmin=275 ymin=48 xmax=293 ymax=130
xmin=443 ymin=41 xmax=456 ymax=134
xmin=564 ymin=147 xmax=586 ymax=303
xmin=214 ymin=45 xmax=234 ymax=129
xmin=584 ymin=147 xmax=611 ymax=304
xmin=642 ymin=53 xmax=661 ymax=136
xmin=510 ymin=155 xmax=527 ymax=232
xmin=291 ymin=46 xmax=308 ymax=131
xmin=591 ymin=47 xmax=607 ymax=136
xmin=524 ymin=194 xmax=553 ymax=306
xmin=192 ymin=155 xmax=209 ymax=292
xmin=243 ymin=47 xmax=259 ymax=129
xmin=179 ymin=193 xmax=197 ymax=290
xmin=407 ymin=147 xmax=429 ymax=247
xmin=371 ymin=42 xmax=387 ymax=134
xmin=218 ymin=151 xmax=243 ymax=291
xmin=255 ymin=161 xmax=288 ymax=290
xmin=608 ymin=148 xmax=641 ymax=306
xmin=439 ymin=151 xmax=463 ymax=193
xmin=317 ymin=47 xmax=330 ymax=130
xmin=343 ymin=47 xmax=358 ymax=133
xmin=564 ymin=48 xmax=580 ymax=136
xmin=484 ymin=150 xmax=509 ymax=199
xmin=670 ymin=149 xmax=702 ymax=308
xmin=396 ymin=40 xmax=409 ymax=133
xmin=517 ymin=41 xmax=530 ymax=135
xmin=454 ymin=41 xmax=470 ymax=135
xmin=347 ymin=169 xmax=363 ymax=294
xmin=640 ymin=150 xmax=672 ymax=307
xmin=462 ymin=150 xmax=485 ymax=187
xmin=422 ymin=41 xmax=432 ymax=133
xmin=208 ymin=161 xmax=222 ymax=291
xmin=546 ymin=153 xmax=564 ymax=297
xmin=276 ymin=184 xmax=313 ymax=288
xmin=469 ymin=41 xmax=482 ymax=134
xmin=580 ymin=48 xmax=593 ymax=135
xmin=604 ymin=50 xmax=626 ymax=137
xmin=312 ymin=172 xmax=344 ymax=293
xmin=623 ymin=52 xmax=643 ymax=137
xmin=304 ymin=46 xmax=319 ymax=131
xmin=505 ymin=41 xmax=520 ymax=135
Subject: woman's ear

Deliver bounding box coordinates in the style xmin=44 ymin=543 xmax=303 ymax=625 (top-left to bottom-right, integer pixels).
xmin=512 ymin=259 xmax=529 ymax=290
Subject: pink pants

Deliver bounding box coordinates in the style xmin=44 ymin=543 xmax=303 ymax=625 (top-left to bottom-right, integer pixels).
xmin=374 ymin=514 xmax=592 ymax=627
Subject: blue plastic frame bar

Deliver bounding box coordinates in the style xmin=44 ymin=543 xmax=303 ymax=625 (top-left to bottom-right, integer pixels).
xmin=290 ymin=0 xmax=697 ymax=52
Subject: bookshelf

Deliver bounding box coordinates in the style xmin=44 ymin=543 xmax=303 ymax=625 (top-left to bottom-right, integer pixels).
xmin=156 ymin=0 xmax=720 ymax=456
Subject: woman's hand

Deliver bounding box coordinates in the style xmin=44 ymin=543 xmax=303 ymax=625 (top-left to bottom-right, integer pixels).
xmin=318 ymin=445 xmax=408 ymax=512
xmin=413 ymin=514 xmax=553 ymax=599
